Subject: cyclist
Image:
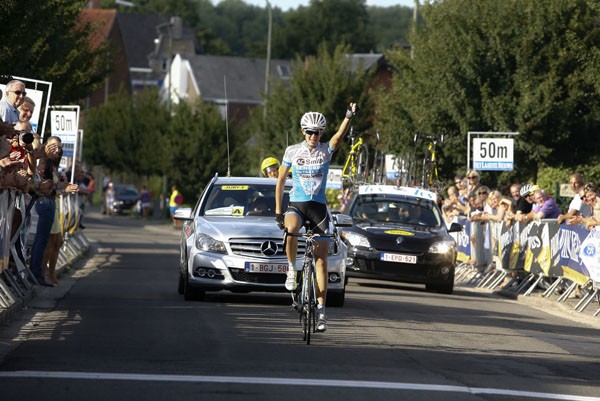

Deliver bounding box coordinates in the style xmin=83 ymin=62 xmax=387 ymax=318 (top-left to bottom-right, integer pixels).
xmin=261 ymin=157 xmax=280 ymax=178
xmin=275 ymin=102 xmax=358 ymax=332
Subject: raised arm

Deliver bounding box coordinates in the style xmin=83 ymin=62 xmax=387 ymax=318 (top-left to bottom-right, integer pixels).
xmin=329 ymin=103 xmax=359 ymax=151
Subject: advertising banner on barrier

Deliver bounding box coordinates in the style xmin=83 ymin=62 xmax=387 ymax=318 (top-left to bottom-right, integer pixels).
xmin=455 ymin=218 xmax=597 ymax=284
xmin=557 ymin=224 xmax=590 ymax=285
xmin=454 ymin=216 xmax=471 ymax=262
xmin=579 ymin=227 xmax=600 ymax=284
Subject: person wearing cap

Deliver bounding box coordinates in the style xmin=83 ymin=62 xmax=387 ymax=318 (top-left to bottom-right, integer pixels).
xmin=510 ymin=184 xmax=537 ymax=223
xmin=260 ymin=157 xmax=280 ymax=178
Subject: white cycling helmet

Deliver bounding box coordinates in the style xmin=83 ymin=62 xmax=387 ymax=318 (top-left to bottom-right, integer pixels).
xmin=519 ymin=184 xmax=539 ymax=197
xmin=300 ymin=111 xmax=327 ymax=131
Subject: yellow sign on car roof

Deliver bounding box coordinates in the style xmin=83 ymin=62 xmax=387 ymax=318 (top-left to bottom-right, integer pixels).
xmin=222 ymin=185 xmax=249 ymax=190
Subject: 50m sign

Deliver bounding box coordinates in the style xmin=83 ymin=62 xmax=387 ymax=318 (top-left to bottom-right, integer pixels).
xmin=472 ymin=138 xmax=514 ymax=171
xmin=50 ymin=110 xmax=78 ymax=144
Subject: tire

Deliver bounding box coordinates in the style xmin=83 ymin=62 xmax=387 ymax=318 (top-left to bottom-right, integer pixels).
xmin=305 ymin=273 xmax=313 ymax=345
xmin=426 ymin=269 xmax=455 ymax=294
xmin=183 ymin=273 xmax=205 ymax=301
xmin=326 ymin=288 xmax=345 ymax=307
xmin=356 ymin=145 xmax=369 ymax=183
xmin=177 ymin=272 xmax=185 ymax=295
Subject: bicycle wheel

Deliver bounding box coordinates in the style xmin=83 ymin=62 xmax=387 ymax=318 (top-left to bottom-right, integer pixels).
xmin=356 ymin=144 xmax=369 ymax=184
xmin=303 ymin=266 xmax=313 ymax=344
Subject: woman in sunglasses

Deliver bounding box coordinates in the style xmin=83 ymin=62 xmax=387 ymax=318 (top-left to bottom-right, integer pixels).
xmin=275 ymin=102 xmax=358 ymax=333
xmin=0 ymin=79 xmax=27 ymax=124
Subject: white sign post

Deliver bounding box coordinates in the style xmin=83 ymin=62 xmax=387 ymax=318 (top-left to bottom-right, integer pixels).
xmin=50 ymin=106 xmax=80 ymax=180
xmin=467 ymin=132 xmax=518 ymax=172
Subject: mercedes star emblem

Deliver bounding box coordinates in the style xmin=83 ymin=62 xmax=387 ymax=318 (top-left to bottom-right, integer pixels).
xmin=261 ymin=240 xmax=278 ymax=256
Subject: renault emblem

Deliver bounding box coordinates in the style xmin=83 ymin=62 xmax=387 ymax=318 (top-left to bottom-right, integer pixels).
xmin=396 ymin=237 xmax=404 ymax=245
xmin=261 ymin=240 xmax=278 ymax=256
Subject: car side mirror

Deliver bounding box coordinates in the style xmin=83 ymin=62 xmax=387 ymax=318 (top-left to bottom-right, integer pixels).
xmin=174 ymin=207 xmax=193 ymax=221
xmin=448 ymin=222 xmax=463 ymax=233
xmin=333 ymin=213 xmax=353 ymax=227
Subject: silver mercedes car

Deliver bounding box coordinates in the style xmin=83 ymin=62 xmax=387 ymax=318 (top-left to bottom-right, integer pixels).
xmin=175 ymin=175 xmax=348 ymax=306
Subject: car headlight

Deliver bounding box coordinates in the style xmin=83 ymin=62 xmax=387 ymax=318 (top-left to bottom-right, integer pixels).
xmin=195 ymin=234 xmax=227 ymax=253
xmin=429 ymin=240 xmax=456 ymax=254
xmin=342 ymin=231 xmax=371 ymax=248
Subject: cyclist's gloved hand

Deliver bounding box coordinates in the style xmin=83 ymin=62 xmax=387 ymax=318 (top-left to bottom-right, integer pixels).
xmin=346 ymin=103 xmax=359 ymax=119
xmin=275 ymin=213 xmax=285 ymax=230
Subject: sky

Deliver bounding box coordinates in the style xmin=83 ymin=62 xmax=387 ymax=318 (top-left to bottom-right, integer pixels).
xmin=220 ymin=1 xmax=417 ymax=11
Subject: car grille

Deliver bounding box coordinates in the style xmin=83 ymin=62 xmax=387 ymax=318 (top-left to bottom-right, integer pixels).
xmin=229 ymin=268 xmax=285 ymax=284
xmin=229 ymin=238 xmax=306 ymax=258
xmin=355 ymin=257 xmax=424 ymax=276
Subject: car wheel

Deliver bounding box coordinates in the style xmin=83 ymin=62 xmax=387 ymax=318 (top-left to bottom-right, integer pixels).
xmin=183 ymin=273 xmax=205 ymax=301
xmin=326 ymin=288 xmax=345 ymax=307
xmin=426 ymin=277 xmax=454 ymax=294
xmin=177 ymin=272 xmax=185 ymax=295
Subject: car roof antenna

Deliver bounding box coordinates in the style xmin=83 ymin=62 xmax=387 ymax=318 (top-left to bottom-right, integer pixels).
xmin=224 ymin=75 xmax=231 ymax=177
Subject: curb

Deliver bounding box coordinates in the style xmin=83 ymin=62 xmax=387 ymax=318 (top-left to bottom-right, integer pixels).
xmin=0 ymin=232 xmax=90 ymax=327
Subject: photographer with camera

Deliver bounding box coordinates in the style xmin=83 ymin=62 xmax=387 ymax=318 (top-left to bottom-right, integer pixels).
xmin=0 ymin=121 xmax=33 ymax=191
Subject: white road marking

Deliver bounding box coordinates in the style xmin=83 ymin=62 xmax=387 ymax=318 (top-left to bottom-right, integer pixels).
xmin=0 ymin=371 xmax=597 ymax=400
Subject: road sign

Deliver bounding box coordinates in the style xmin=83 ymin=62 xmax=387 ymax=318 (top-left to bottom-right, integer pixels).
xmin=472 ymin=138 xmax=514 ymax=171
xmin=50 ymin=110 xmax=78 ymax=144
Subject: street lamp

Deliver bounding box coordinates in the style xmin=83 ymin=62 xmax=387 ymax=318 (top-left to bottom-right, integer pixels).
xmin=263 ymin=0 xmax=272 ymax=119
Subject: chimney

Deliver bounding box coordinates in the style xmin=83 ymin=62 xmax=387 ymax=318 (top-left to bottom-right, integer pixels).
xmin=86 ymin=0 xmax=101 ymax=8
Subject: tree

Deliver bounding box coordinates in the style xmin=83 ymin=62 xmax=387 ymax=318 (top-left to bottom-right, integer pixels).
xmin=273 ymin=0 xmax=375 ymax=58
xmin=251 ymin=43 xmax=371 ymax=170
xmin=374 ymin=0 xmax=600 ymax=187
xmin=84 ymin=89 xmax=139 ymax=173
xmin=367 ymin=5 xmax=413 ymax=52
xmin=165 ymin=100 xmax=231 ymax=198
xmin=0 ymin=0 xmax=111 ymax=104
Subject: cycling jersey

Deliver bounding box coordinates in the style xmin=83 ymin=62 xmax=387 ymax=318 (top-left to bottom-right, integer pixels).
xmin=282 ymin=141 xmax=334 ymax=204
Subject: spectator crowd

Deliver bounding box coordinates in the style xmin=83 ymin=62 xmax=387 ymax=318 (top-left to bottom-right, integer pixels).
xmin=0 ymin=79 xmax=91 ymax=287
xmin=440 ymin=170 xmax=600 ymax=231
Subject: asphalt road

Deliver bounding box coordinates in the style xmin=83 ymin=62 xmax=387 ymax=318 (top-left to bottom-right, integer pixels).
xmin=0 ymin=210 xmax=599 ymax=401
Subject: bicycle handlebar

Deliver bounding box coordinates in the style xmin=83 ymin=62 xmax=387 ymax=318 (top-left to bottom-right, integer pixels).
xmin=284 ymin=229 xmax=336 ymax=239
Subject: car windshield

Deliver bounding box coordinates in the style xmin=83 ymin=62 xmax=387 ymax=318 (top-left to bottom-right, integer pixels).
xmin=202 ymin=183 xmax=289 ymax=217
xmin=351 ymin=197 xmax=442 ymax=227
xmin=115 ymin=186 xmax=138 ymax=197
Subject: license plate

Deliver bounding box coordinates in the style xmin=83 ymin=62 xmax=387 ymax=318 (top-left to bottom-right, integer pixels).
xmin=380 ymin=253 xmax=417 ymax=264
xmin=245 ymin=262 xmax=289 ymax=273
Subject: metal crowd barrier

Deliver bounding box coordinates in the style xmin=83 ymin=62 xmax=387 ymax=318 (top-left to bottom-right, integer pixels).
xmin=451 ymin=216 xmax=600 ymax=316
xmin=0 ymin=189 xmax=90 ymax=320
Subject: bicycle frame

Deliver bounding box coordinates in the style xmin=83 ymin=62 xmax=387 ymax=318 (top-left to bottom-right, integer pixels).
xmin=341 ymin=128 xmax=369 ymax=188
xmin=284 ymin=229 xmax=334 ymax=345
xmin=417 ymin=134 xmax=443 ymax=190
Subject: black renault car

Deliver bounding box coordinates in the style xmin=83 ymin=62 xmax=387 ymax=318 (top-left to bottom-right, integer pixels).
xmin=341 ymin=185 xmax=462 ymax=294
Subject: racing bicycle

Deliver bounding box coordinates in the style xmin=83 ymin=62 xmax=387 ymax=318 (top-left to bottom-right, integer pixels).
xmin=341 ymin=127 xmax=369 ymax=189
xmin=284 ymin=227 xmax=335 ymax=345
xmin=417 ymin=133 xmax=444 ymax=191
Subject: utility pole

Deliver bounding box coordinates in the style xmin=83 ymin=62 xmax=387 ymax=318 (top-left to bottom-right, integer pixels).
xmin=263 ymin=1 xmax=272 ymax=120
xmin=411 ymin=0 xmax=418 ymax=59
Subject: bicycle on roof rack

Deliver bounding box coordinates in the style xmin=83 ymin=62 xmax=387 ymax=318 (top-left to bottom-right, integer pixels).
xmin=416 ymin=133 xmax=445 ymax=191
xmin=341 ymin=127 xmax=369 ymax=189
xmin=341 ymin=128 xmax=387 ymax=188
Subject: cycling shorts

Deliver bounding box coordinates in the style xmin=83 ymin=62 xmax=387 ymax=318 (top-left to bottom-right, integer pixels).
xmin=287 ymin=201 xmax=330 ymax=235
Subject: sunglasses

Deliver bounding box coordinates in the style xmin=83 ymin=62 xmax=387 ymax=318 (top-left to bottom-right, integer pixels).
xmin=304 ymin=130 xmax=322 ymax=136
xmin=478 ymin=191 xmax=488 ymax=195
xmin=10 ymin=90 xmax=27 ymax=96
xmin=468 ymin=176 xmax=478 ymax=179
